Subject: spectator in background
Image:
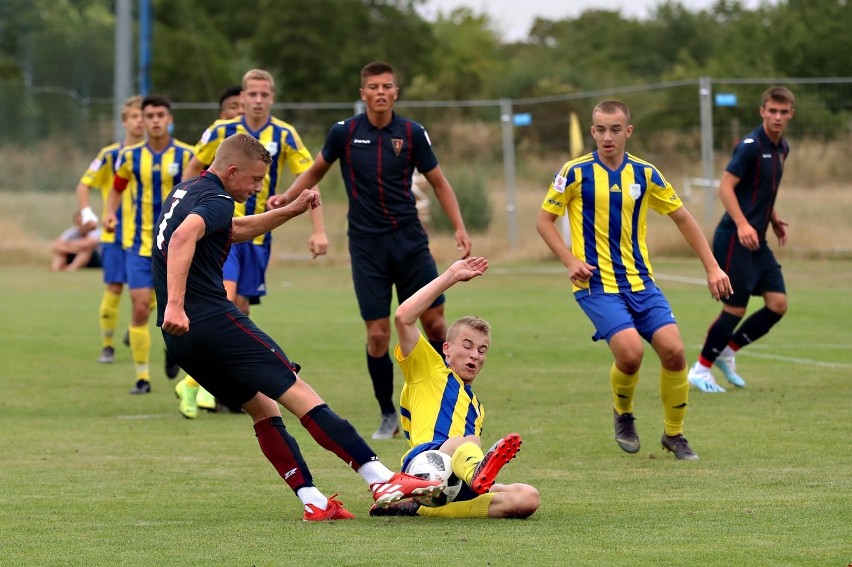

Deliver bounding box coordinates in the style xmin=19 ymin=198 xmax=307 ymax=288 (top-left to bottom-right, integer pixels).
xmin=50 ymin=210 xmax=102 ymax=272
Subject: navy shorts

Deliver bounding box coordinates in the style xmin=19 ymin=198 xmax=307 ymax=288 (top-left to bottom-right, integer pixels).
xmin=576 ymin=285 xmax=676 ymax=343
xmin=223 ymin=241 xmax=269 ymax=302
xmin=161 ymin=309 xmax=299 ymax=408
xmin=713 ymin=230 xmax=785 ymax=308
xmin=100 ymin=243 xmax=126 ymax=284
xmin=349 ymin=223 xmax=443 ymax=321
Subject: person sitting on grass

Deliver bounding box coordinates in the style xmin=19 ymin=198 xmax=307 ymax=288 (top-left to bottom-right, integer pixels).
xmin=50 ymin=211 xmax=102 ymax=272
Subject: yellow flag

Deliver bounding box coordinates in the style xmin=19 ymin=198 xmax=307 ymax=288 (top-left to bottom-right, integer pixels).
xmin=568 ymin=111 xmax=583 ymax=159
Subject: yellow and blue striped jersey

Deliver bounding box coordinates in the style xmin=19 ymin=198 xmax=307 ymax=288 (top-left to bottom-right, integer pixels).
xmin=541 ymin=151 xmax=683 ymax=294
xmin=114 ymin=138 xmax=195 ymax=257
xmin=193 ymin=116 xmax=314 ymax=246
xmin=396 ymin=334 xmax=485 ymax=467
xmin=79 ymin=143 xmax=131 ymax=245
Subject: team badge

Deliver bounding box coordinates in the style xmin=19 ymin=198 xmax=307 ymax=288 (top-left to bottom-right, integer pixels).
xmin=168 ymin=162 xmax=180 ymax=177
xmin=392 ymin=138 xmax=404 ymax=156
xmin=629 ymin=184 xmax=642 ymax=199
xmin=553 ymin=175 xmax=567 ymax=193
xmin=265 ymin=141 xmax=279 ymax=156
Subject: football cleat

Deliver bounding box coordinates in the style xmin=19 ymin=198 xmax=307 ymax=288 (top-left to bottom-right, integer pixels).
xmin=129 ymin=379 xmax=151 ymax=395
xmin=303 ymin=494 xmax=355 ymax=522
xmin=177 ymin=381 xmax=199 ymax=419
xmin=369 ymin=499 xmax=421 ymax=517
xmin=98 ymin=346 xmax=115 ymax=364
xmin=688 ymin=363 xmax=726 ymax=393
xmin=715 ymin=353 xmax=746 ymax=388
xmin=196 ymin=386 xmax=217 ymax=412
xmin=371 ymin=412 xmax=399 ymax=440
xmin=370 ymin=472 xmax=444 ymax=507
xmin=613 ymin=409 xmax=640 ymax=453
xmin=470 ymin=432 xmax=522 ymax=494
xmin=661 ymin=433 xmax=700 ymax=461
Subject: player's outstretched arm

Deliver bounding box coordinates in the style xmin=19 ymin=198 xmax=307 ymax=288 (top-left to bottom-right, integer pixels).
xmin=395 ymin=257 xmax=488 ymax=356
xmin=232 ymin=189 xmax=320 ymax=243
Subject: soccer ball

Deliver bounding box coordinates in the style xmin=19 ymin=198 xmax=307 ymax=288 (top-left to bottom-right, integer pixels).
xmin=405 ymin=450 xmax=463 ymax=507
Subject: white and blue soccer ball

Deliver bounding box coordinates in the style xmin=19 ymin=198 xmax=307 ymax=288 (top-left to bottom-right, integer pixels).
xmin=405 ymin=449 xmax=462 ymax=507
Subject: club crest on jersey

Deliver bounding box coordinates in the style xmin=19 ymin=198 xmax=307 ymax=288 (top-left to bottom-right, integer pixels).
xmin=168 ymin=162 xmax=180 ymax=177
xmin=265 ymin=142 xmax=279 ymax=156
xmin=629 ymin=184 xmax=642 ymax=199
xmin=553 ymin=175 xmax=567 ymax=193
xmin=392 ymin=138 xmax=404 ymax=156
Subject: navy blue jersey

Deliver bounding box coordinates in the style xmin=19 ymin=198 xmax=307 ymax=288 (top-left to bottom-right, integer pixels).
xmin=321 ymin=112 xmax=439 ymax=236
xmin=717 ymin=125 xmax=790 ymax=238
xmin=152 ymin=170 xmax=236 ymax=326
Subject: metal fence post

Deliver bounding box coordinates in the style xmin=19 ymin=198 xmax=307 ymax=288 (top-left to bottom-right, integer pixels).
xmin=699 ymin=76 xmax=716 ymax=227
xmin=500 ymin=98 xmax=518 ymax=249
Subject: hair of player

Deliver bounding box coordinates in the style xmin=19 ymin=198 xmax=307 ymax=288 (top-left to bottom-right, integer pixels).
xmin=242 ymin=69 xmax=275 ymax=91
xmin=360 ymin=61 xmax=396 ymax=86
xmin=219 ymin=85 xmax=242 ymax=111
xmin=592 ymin=100 xmax=631 ymax=124
xmin=762 ymin=86 xmax=795 ymax=108
xmin=214 ymin=133 xmax=272 ymax=168
xmin=447 ymin=316 xmax=491 ymax=343
xmin=141 ymin=93 xmax=172 ymax=112
xmin=121 ymin=95 xmax=142 ymax=120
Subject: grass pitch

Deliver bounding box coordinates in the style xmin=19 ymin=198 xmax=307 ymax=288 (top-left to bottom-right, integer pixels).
xmin=0 ymin=259 xmax=850 ymax=566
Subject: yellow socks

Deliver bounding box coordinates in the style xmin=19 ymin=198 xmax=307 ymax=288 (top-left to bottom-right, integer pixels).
xmin=660 ymin=367 xmax=689 ymax=436
xmin=611 ymin=363 xmax=639 ymax=415
xmin=128 ymin=324 xmax=151 ymax=381
xmin=99 ymin=290 xmax=121 ymax=348
xmin=450 ymin=442 xmax=485 ymax=486
xmin=416 ymin=494 xmax=493 ymax=518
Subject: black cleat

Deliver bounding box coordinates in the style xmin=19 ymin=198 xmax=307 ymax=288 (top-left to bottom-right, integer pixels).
xmin=98 ymin=346 xmax=115 ymax=364
xmin=369 ymin=499 xmax=421 ymax=517
xmin=614 ymin=409 xmax=640 ymax=453
xmin=130 ymin=379 xmax=151 ymax=395
xmin=164 ymin=348 xmax=180 ymax=380
xmin=661 ymin=433 xmax=699 ymax=461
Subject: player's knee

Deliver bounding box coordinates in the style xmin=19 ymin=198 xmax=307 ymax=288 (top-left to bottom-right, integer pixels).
xmin=504 ymin=484 xmax=540 ymax=519
xmin=767 ymin=298 xmax=788 ymax=316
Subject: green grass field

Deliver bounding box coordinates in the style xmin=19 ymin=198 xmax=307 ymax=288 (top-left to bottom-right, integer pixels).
xmin=1 ymin=259 xmax=850 ymax=566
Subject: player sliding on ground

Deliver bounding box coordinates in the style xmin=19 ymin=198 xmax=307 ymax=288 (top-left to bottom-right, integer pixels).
xmin=371 ymin=256 xmax=540 ymax=518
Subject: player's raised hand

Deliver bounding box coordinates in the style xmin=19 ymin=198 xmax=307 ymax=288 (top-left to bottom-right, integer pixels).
xmin=450 ymin=256 xmax=488 ymax=282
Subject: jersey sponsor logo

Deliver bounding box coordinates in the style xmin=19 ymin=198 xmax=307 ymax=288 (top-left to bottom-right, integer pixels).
xmin=265 ymin=141 xmax=278 ymax=156
xmin=553 ymin=175 xmax=567 ymax=193
xmin=168 ymin=162 xmax=180 ymax=177
xmin=628 ymin=183 xmax=642 ymax=199
xmin=392 ymin=138 xmax=404 ymax=156
xmin=610 ymin=184 xmax=621 ymax=192
xmin=546 ymin=198 xmax=564 ymax=209
xmin=743 ymin=137 xmax=755 ymax=144
xmin=762 ymin=153 xmax=772 ymax=158
xmin=88 ymin=158 xmax=102 ymax=172
xmin=353 ymin=138 xmax=371 ymax=144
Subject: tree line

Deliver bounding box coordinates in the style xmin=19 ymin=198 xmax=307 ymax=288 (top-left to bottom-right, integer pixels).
xmin=1 ymin=0 xmax=849 ymax=105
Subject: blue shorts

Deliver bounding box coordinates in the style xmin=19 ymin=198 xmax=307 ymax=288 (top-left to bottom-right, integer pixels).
xmin=223 ymin=241 xmax=269 ymax=302
xmin=126 ymin=250 xmax=153 ymax=290
xmin=161 ymin=308 xmax=299 ymax=408
xmin=576 ymin=284 xmax=676 ymax=343
xmin=349 ymin=223 xmax=442 ymax=321
xmin=713 ymin=230 xmax=785 ymax=308
xmin=101 ymin=243 xmax=127 ymax=285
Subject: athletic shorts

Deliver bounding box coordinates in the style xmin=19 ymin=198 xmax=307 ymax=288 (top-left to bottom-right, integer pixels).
xmin=349 ymin=223 xmax=442 ymax=321
xmin=222 ymin=241 xmax=269 ymax=302
xmin=576 ymin=284 xmax=676 ymax=343
xmin=126 ymin=250 xmax=153 ymax=290
xmin=161 ymin=309 xmax=299 ymax=408
xmin=101 ymin=242 xmax=127 ymax=284
xmin=713 ymin=230 xmax=785 ymax=308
